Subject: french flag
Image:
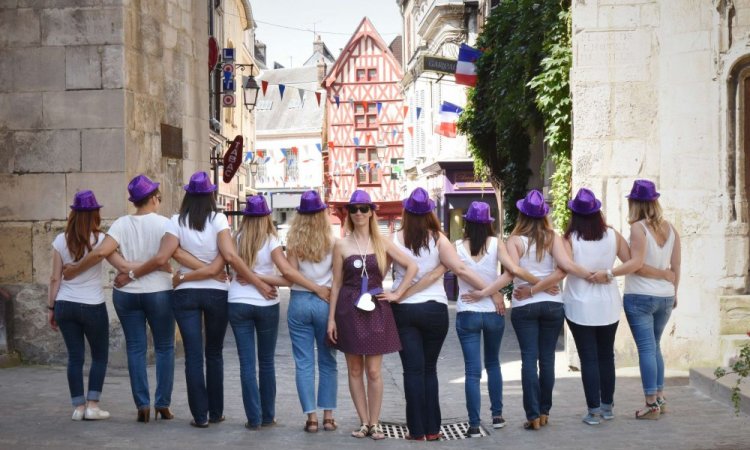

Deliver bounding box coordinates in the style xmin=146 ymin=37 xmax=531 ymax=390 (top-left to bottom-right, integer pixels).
xmin=435 ymin=102 xmax=463 ymax=138
xmin=455 ymin=43 xmax=482 ymax=87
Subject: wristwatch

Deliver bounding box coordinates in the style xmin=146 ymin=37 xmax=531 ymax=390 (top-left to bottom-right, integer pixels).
xmin=178 ymin=273 xmax=185 ymax=282
xmin=128 ymin=270 xmax=137 ymax=281
xmin=606 ymin=269 xmax=614 ymax=281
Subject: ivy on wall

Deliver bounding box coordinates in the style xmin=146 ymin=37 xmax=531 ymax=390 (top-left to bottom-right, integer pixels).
xmin=457 ymin=0 xmax=572 ymax=233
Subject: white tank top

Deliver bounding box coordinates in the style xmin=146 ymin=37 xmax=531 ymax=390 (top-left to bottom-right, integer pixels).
xmin=392 ymin=233 xmax=448 ymax=305
xmin=291 ymin=251 xmax=333 ymax=292
xmin=562 ymin=229 xmax=622 ymax=326
xmin=456 ymin=237 xmax=499 ymax=313
xmin=512 ymin=236 xmax=562 ymax=309
xmin=624 ymin=221 xmax=676 ymax=297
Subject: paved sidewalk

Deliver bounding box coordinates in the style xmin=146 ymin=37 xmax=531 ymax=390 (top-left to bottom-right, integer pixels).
xmin=0 ymin=288 xmax=748 ymax=449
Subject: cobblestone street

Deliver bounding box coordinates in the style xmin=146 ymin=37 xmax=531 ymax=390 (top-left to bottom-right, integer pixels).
xmin=0 ymin=288 xmax=748 ymax=449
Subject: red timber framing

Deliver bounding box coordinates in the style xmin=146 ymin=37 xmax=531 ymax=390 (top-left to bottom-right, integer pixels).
xmin=322 ymin=17 xmax=405 ymax=233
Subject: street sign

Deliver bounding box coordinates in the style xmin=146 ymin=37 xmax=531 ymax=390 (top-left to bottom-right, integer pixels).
xmin=223 ymin=135 xmax=244 ymax=183
xmin=209 ymin=37 xmax=219 ymax=73
xmin=222 ymin=47 xmax=235 ymax=62
xmin=222 ymin=78 xmax=235 ymax=92
xmin=222 ymin=93 xmax=235 ymax=107
xmin=222 ymin=63 xmax=235 ymax=76
xmin=423 ymin=55 xmax=457 ymax=75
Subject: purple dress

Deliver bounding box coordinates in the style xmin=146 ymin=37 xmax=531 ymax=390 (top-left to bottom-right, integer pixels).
xmin=333 ymin=254 xmax=401 ymax=355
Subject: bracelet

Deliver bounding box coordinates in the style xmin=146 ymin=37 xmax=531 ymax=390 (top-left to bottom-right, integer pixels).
xmin=47 ymin=305 xmax=55 ymax=311
xmin=529 ymin=286 xmax=534 ymax=296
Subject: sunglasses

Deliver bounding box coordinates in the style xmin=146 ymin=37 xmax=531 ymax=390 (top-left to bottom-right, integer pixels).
xmin=347 ymin=205 xmax=371 ymax=214
xmin=155 ymin=195 xmax=162 ymax=202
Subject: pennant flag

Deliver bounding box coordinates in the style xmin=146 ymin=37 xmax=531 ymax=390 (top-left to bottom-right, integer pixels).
xmin=278 ymin=148 xmax=287 ymax=163
xmin=334 ymin=95 xmax=340 ymax=108
xmin=407 ymin=126 xmax=414 ymax=136
xmin=291 ymin=146 xmax=298 ymax=155
xmin=315 ymin=92 xmax=321 ymax=106
xmin=353 ymin=136 xmax=360 ymax=146
xmin=297 ymin=88 xmax=305 ymax=103
xmin=264 ymin=156 xmax=271 ymax=163
xmin=328 ymin=141 xmax=334 ymax=151
xmin=416 ymin=107 xmax=422 ymax=119
xmin=244 ymin=152 xmax=254 ymax=162
xmin=349 ymin=98 xmax=354 ymax=109
xmin=366 ymin=134 xmax=373 ymax=144
xmin=315 ymin=143 xmax=322 ymax=152
xmin=456 ymin=43 xmax=483 ymax=86
xmin=278 ymin=84 xmax=286 ymax=99
xmin=256 ymin=150 xmax=265 ymax=158
xmin=403 ymin=105 xmax=409 ymax=117
xmin=434 ymin=101 xmax=464 ymax=138
xmin=377 ymin=102 xmax=382 ymax=115
xmin=362 ymin=101 xmax=368 ymax=112
xmin=261 ymin=80 xmax=268 ymax=96
xmin=391 ymin=128 xmax=397 ymax=139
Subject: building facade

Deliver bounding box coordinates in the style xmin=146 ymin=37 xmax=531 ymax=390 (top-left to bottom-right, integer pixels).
xmin=0 ymin=0 xmax=209 ymax=364
xmin=322 ymin=18 xmax=405 ymax=234
xmin=571 ymin=0 xmax=750 ymax=368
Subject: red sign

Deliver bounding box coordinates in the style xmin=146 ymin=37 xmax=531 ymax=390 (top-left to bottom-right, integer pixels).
xmin=222 ymin=135 xmax=243 ymax=183
xmin=208 ymin=37 xmax=219 ymax=74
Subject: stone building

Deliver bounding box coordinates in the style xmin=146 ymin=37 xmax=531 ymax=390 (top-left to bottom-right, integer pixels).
xmin=0 ymin=1 xmax=210 ymax=365
xmin=571 ymin=0 xmax=750 ymax=368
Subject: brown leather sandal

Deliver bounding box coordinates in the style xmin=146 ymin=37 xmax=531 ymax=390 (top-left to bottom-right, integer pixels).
xmin=304 ymin=420 xmax=319 ymax=433
xmin=323 ymin=418 xmax=337 ymax=431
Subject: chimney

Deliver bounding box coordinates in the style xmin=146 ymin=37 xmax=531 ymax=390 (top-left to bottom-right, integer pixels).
xmin=317 ymin=58 xmax=327 ymax=83
xmin=254 ymin=40 xmax=267 ymax=66
xmin=313 ymin=34 xmax=325 ymax=57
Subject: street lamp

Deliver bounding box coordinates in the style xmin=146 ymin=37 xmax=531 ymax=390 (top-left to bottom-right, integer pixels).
xmin=243 ymin=75 xmax=260 ymax=112
xmin=249 ymin=161 xmax=259 ymax=176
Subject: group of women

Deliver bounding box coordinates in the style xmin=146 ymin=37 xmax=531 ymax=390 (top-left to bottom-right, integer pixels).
xmin=49 ymin=172 xmax=680 ymax=438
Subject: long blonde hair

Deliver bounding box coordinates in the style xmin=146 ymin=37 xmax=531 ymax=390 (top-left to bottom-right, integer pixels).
xmin=511 ymin=213 xmax=555 ymax=262
xmin=286 ymin=211 xmax=333 ymax=263
xmin=236 ymin=215 xmax=277 ymax=269
xmin=628 ymin=198 xmax=667 ymax=239
xmin=345 ymin=210 xmax=387 ymax=275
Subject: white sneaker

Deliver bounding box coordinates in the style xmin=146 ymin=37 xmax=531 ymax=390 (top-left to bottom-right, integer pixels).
xmin=84 ymin=406 xmax=110 ymax=420
xmin=71 ymin=408 xmax=85 ymax=421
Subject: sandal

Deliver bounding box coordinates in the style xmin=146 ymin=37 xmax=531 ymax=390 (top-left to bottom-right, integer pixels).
xmin=635 ymin=402 xmax=660 ymax=420
xmin=370 ymin=423 xmax=385 ymax=440
xmin=305 ymin=420 xmax=318 ymax=433
xmin=425 ymin=432 xmax=443 ymax=441
xmin=323 ymin=418 xmax=337 ymax=431
xmin=656 ymin=397 xmax=667 ymax=414
xmin=351 ymin=424 xmax=370 ymax=438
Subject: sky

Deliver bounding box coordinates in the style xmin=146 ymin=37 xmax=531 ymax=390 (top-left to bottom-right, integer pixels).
xmin=251 ymin=0 xmax=403 ymax=68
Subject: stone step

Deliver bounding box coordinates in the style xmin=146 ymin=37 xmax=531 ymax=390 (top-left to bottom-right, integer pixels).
xmin=690 ymin=367 xmax=750 ymax=415
xmin=720 ymin=334 xmax=750 ymax=366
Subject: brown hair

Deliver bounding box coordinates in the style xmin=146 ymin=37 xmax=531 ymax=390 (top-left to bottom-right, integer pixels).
xmin=236 ymin=215 xmax=277 ymax=270
xmin=133 ymin=188 xmax=160 ymax=208
xmin=286 ymin=210 xmax=334 ymax=263
xmin=65 ymin=209 xmax=102 ymax=262
xmin=345 ymin=210 xmax=387 ymax=276
xmin=399 ymin=211 xmax=441 ymax=256
xmin=511 ymin=213 xmax=554 ymax=262
xmin=564 ymin=211 xmax=607 ymax=241
xmin=628 ymin=198 xmax=667 ymax=241
xmin=463 ymin=221 xmax=495 ymax=257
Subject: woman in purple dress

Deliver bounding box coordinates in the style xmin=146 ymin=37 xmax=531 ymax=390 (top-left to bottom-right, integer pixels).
xmin=327 ymin=190 xmax=417 ymax=440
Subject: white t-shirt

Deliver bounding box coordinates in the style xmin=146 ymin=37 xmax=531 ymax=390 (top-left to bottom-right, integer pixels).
xmin=52 ymin=232 xmax=106 ymax=305
xmin=107 ymin=213 xmax=172 ymax=293
xmin=456 ymin=237 xmax=499 ymax=313
xmin=511 ymin=236 xmax=562 ymax=309
xmin=165 ymin=212 xmax=230 ymax=291
xmin=228 ymin=235 xmax=282 ymax=306
xmin=392 ymin=233 xmax=448 ymax=305
xmin=291 ymin=252 xmax=333 ymax=292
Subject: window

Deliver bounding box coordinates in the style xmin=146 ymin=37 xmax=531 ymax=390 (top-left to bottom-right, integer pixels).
xmin=356 ymin=147 xmax=380 ymax=185
xmin=285 ymin=148 xmax=299 ymax=181
xmin=356 ymin=68 xmax=378 ymax=82
xmin=356 ymin=69 xmax=366 ymax=81
xmin=354 ymin=103 xmax=378 ymax=129
xmin=368 ymin=68 xmax=378 ymax=81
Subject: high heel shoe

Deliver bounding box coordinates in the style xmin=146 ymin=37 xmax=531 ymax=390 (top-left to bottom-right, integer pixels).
xmin=539 ymin=414 xmax=549 ymax=426
xmin=523 ymin=418 xmax=541 ymax=430
xmin=155 ymin=407 xmax=174 ymax=420
xmin=137 ymin=407 xmax=150 ymax=423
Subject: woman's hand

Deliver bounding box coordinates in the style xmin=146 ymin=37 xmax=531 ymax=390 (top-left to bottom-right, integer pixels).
xmin=159 ymin=262 xmax=173 ymax=274
xmin=544 ymin=285 xmax=560 ymax=295
xmin=587 ymin=270 xmax=609 ymax=284
xmin=327 ymin=319 xmax=337 ymax=344
xmin=235 ymin=274 xmax=250 ymax=286
xmin=461 ymin=290 xmax=485 ymax=303
xmin=48 ymin=310 xmax=58 ymax=331
xmin=61 ymin=263 xmax=78 ymax=280
xmin=258 ymin=281 xmax=277 ymax=300
xmin=513 ymin=284 xmax=531 ymax=300
xmin=114 ymin=272 xmax=131 ymax=288
xmin=376 ymin=291 xmax=401 ymax=303
xmin=491 ymin=293 xmax=506 ymax=316
xmin=664 ymin=270 xmax=676 ymax=284
xmin=213 ymin=271 xmax=229 ymax=283
xmin=315 ymin=285 xmax=331 ymax=303
xmin=673 ymin=295 xmax=678 ymax=309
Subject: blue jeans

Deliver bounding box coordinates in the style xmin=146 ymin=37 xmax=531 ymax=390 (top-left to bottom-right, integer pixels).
xmin=510 ymin=301 xmax=564 ymax=420
xmin=113 ymin=289 xmax=175 ymax=409
xmin=567 ymin=319 xmax=618 ymax=413
xmin=54 ymin=301 xmax=109 ymax=407
xmin=172 ymin=288 xmax=228 ymax=424
xmin=456 ymin=311 xmax=505 ymax=427
xmin=229 ymin=302 xmax=280 ymax=426
xmin=623 ymin=294 xmax=674 ymax=396
xmin=391 ymin=301 xmax=449 ymax=437
xmin=287 ymin=290 xmax=337 ymax=414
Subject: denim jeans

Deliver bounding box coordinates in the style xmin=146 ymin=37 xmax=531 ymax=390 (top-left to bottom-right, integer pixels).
xmin=54 ymin=301 xmax=109 ymax=407
xmin=623 ymin=294 xmax=674 ymax=396
xmin=287 ymin=290 xmax=337 ymax=414
xmin=456 ymin=311 xmax=505 ymax=427
xmin=113 ymin=289 xmax=175 ymax=409
xmin=510 ymin=301 xmax=564 ymax=420
xmin=567 ymin=319 xmax=618 ymax=413
xmin=229 ymin=302 xmax=280 ymax=426
xmin=172 ymin=288 xmax=228 ymax=424
xmin=391 ymin=301 xmax=449 ymax=437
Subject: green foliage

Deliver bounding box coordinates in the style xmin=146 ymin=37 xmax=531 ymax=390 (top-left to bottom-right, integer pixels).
xmin=457 ymin=0 xmax=571 ymax=234
xmin=714 ymin=341 xmax=750 ymax=415
xmin=528 ymin=8 xmax=573 ymax=231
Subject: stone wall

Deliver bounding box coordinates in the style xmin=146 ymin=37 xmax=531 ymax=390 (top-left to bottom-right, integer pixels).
xmin=571 ymin=0 xmax=750 ymax=369
xmin=0 ymin=0 xmax=208 ymax=365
